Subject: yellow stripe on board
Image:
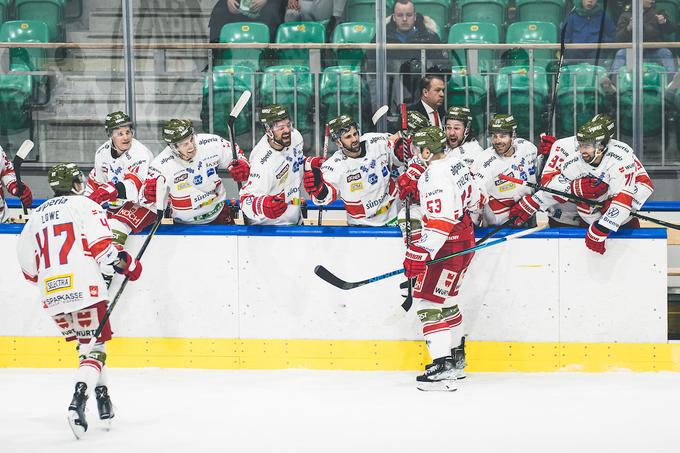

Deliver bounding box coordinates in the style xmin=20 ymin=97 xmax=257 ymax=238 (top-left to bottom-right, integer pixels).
xmin=2 ymin=337 xmax=680 ymax=372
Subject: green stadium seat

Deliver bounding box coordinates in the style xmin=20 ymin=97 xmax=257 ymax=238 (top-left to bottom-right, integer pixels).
xmin=447 ymin=67 xmax=488 ymax=135
xmin=260 ymin=65 xmax=313 ymax=132
xmin=494 ymin=65 xmax=549 ymax=138
xmin=0 ymin=21 xmax=49 ymax=73
xmin=217 ymin=22 xmax=270 ymax=71
xmin=0 ymin=72 xmax=33 ymax=131
xmin=448 ymin=22 xmax=499 ymax=74
xmin=617 ymin=63 xmax=666 ymax=136
xmin=320 ymin=66 xmax=371 ymax=130
xmin=344 ymin=0 xmax=378 ymax=22
xmin=201 ymin=65 xmax=257 ymax=138
xmin=333 ymin=22 xmax=375 ymax=69
xmin=515 ymin=0 xmax=565 ymax=28
xmin=412 ymin=0 xmax=452 ymax=39
xmin=555 ymin=64 xmax=608 ymax=136
xmin=15 ymin=0 xmax=64 ymax=42
xmin=457 ymin=0 xmax=506 ymax=39
xmin=504 ymin=21 xmax=557 ymax=71
xmin=276 ymin=22 xmax=326 ymax=67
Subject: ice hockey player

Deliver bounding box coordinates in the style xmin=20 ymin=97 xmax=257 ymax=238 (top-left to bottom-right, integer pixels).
xmin=240 ymin=104 xmax=319 ymax=225
xmin=509 ymin=118 xmax=647 ymax=254
xmin=141 ymin=119 xmax=250 ymax=224
xmin=85 ymin=112 xmax=156 ymax=245
xmin=16 ymin=163 xmax=143 ymax=438
xmin=402 ymin=126 xmax=483 ymax=391
xmin=304 ymin=114 xmax=405 ymax=226
xmin=537 ymin=113 xmax=653 ymax=227
xmin=473 ymin=114 xmax=537 ymax=226
xmin=0 ymin=146 xmax=32 ymax=222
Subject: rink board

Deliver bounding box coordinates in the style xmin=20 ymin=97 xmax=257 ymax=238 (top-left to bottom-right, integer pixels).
xmin=0 ymin=225 xmax=669 ymax=371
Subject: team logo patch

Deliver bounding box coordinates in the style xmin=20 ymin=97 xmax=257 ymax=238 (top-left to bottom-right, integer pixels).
xmin=207 ymin=167 xmax=216 ymax=177
xmin=174 ymin=173 xmax=188 ymax=183
xmin=89 ymin=285 xmax=99 ymax=297
xmin=346 ymin=173 xmax=361 ymax=183
xmin=77 ymin=311 xmax=93 ymax=328
xmin=350 ymin=181 xmax=363 ymax=192
xmin=193 ymin=175 xmax=203 ymax=185
xmin=176 ymin=181 xmax=191 ymax=190
xmin=434 ymin=270 xmax=458 ymax=297
xmin=368 ymin=174 xmax=378 ymax=185
xmin=276 ymin=164 xmax=290 ymax=180
xmin=45 ymin=274 xmax=73 ymax=294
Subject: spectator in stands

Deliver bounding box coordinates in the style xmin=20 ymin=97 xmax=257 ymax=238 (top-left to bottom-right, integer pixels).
xmin=208 ymin=0 xmax=287 ymax=43
xmin=365 ymin=0 xmax=448 ymax=114
xmin=607 ymin=0 xmax=677 ymax=86
xmin=284 ymin=0 xmax=346 ymax=41
xmin=408 ymin=74 xmax=446 ymax=128
xmin=563 ymin=0 xmax=616 ymax=63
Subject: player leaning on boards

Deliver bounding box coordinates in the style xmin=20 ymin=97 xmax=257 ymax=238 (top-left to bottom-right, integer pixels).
xmin=16 ymin=163 xmax=143 ymax=438
xmin=0 ymin=145 xmax=33 ymax=221
xmin=509 ymin=118 xmax=651 ymax=254
xmin=141 ymin=119 xmax=250 ymax=224
xmin=240 ymin=104 xmax=322 ymax=225
xmin=473 ymin=114 xmax=538 ymax=226
xmin=304 ymin=114 xmax=406 ymax=226
xmin=537 ymin=113 xmax=654 ymax=228
xmin=85 ymin=112 xmax=156 ymax=245
xmin=402 ymin=126 xmax=484 ymax=392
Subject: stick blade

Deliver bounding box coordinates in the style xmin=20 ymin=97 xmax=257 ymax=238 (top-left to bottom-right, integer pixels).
xmin=372 ymin=105 xmax=389 ymax=125
xmin=155 ymin=176 xmax=167 ymax=213
xmin=229 ymin=90 xmax=252 ymax=121
xmin=314 ymin=265 xmax=356 ymax=290
xmin=14 ymin=140 xmax=34 ymax=161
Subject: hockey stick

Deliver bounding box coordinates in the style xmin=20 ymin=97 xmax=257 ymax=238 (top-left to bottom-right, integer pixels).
xmin=400 ymin=103 xmax=414 ymax=311
xmin=317 ymin=123 xmax=330 ymax=226
xmin=11 ymin=140 xmax=34 ymax=215
xmin=314 ymin=225 xmax=546 ymax=290
xmin=499 ymin=174 xmax=680 ymax=230
xmin=80 ymin=176 xmax=168 ymax=356
xmin=372 ymin=105 xmax=389 ymax=126
xmin=227 ymin=90 xmax=251 ymax=192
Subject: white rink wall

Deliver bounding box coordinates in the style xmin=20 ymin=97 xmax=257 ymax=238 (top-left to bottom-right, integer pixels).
xmin=0 ymin=226 xmax=668 ymax=344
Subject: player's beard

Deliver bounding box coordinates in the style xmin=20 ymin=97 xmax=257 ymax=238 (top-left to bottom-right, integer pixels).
xmin=447 ymin=135 xmax=462 ymax=149
xmin=274 ymin=131 xmax=291 ymax=148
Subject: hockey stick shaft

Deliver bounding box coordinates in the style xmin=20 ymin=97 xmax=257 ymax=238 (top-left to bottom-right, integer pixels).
xmin=80 ymin=177 xmax=168 ymax=355
xmin=317 ymin=123 xmax=330 ymax=226
xmin=400 ymin=103 xmax=413 ymax=311
xmin=499 ymin=174 xmax=680 ymax=230
xmin=11 ymin=140 xmax=35 ymax=215
xmin=315 ymin=226 xmax=545 ymax=290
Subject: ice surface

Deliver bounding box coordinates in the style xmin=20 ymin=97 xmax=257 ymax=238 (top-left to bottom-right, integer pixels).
xmin=1 ymin=368 xmax=679 ymax=452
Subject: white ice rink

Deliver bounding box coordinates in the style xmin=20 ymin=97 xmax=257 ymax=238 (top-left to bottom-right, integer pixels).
xmin=2 ymin=368 xmax=680 ymax=453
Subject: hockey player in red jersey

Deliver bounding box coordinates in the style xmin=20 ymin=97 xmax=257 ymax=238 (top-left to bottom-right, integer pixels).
xmin=0 ymin=146 xmax=33 ymax=221
xmin=402 ymin=126 xmax=484 ymax=391
xmin=16 ymin=163 xmax=143 ymax=438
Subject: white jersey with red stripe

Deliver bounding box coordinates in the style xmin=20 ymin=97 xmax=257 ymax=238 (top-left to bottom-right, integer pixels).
xmin=312 ymin=133 xmax=402 ymax=226
xmin=0 ymin=147 xmax=19 ymax=222
xmin=540 ymin=137 xmax=653 ymax=226
xmin=447 ymin=138 xmax=485 ymax=172
xmin=473 ymin=138 xmax=538 ymax=226
xmin=537 ymin=140 xmax=639 ymax=231
xmin=239 ymin=129 xmax=305 ymax=225
xmin=16 ymin=195 xmax=120 ymax=316
xmin=144 ymin=133 xmax=243 ymax=224
xmin=415 ymin=152 xmax=483 ymax=257
xmin=86 ymin=138 xmax=154 ymax=208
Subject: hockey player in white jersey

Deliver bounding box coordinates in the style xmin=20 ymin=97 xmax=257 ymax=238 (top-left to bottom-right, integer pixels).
xmin=16 ymin=163 xmax=143 ymax=438
xmin=402 ymin=127 xmax=484 ymax=391
xmin=141 ymin=119 xmax=250 ymax=224
xmin=0 ymin=146 xmax=32 ymax=222
xmin=240 ymin=104 xmax=317 ymax=225
xmin=304 ymin=114 xmax=405 ymax=226
xmin=509 ymin=119 xmax=646 ymax=254
xmin=538 ymin=113 xmax=653 ymax=227
xmin=444 ymin=106 xmax=485 ymax=170
xmin=472 ymin=114 xmax=538 ymax=226
xmin=85 ymin=112 xmax=157 ymax=244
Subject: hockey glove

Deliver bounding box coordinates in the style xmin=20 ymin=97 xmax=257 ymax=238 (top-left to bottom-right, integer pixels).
xmin=262 ymin=193 xmax=287 ymax=219
xmin=7 ymin=181 xmax=32 ymax=208
xmin=585 ymin=222 xmax=610 ymax=255
xmin=403 ymin=244 xmax=430 ymax=278
xmin=303 ymin=156 xmax=325 ymax=172
xmin=393 ymin=136 xmax=407 ymax=163
xmin=303 ymin=167 xmax=329 ymax=199
xmin=228 ymin=159 xmax=250 ymax=183
xmin=538 ymin=133 xmax=556 ymax=156
xmin=509 ymin=195 xmax=540 ymax=226
xmin=143 ymin=178 xmax=158 ymax=203
xmin=570 ymin=177 xmax=609 ymax=200
xmin=113 ymin=251 xmax=143 ymax=281
xmin=397 ymin=162 xmax=425 ymax=201
xmin=89 ymin=183 xmax=119 ymax=205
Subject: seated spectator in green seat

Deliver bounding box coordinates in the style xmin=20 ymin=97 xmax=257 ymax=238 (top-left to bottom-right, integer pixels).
xmin=208 ymin=0 xmax=287 ymax=42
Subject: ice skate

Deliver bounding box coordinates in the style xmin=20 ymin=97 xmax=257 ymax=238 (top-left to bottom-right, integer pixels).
xmin=416 ymin=357 xmax=458 ymax=392
xmin=95 ymin=385 xmax=115 ymax=430
xmin=67 ymin=382 xmax=89 ymax=439
xmin=452 ymin=338 xmax=466 ymax=380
